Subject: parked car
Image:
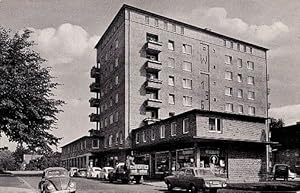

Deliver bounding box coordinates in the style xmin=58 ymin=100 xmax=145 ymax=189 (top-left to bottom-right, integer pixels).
xmin=164 ymin=167 xmax=227 ymax=193
xmin=69 ymin=167 xmax=78 ymax=177
xmin=87 ymin=167 xmax=102 ymax=179
xmin=74 ymin=168 xmax=87 ymax=178
xmin=38 ymin=167 xmax=76 ymax=193
xmin=99 ymin=167 xmax=114 ymax=180
xmin=273 ymin=164 xmax=297 ymax=181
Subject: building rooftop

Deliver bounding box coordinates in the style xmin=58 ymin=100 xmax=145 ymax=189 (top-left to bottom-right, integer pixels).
xmin=95 ymin=4 xmax=268 ymax=51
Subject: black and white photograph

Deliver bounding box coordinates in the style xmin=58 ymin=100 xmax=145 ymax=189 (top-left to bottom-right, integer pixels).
xmin=0 ymin=0 xmax=299 ymax=192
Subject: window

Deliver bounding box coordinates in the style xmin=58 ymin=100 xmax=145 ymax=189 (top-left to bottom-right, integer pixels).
xmin=225 ymin=55 xmax=232 ymax=64
xmin=248 ymin=91 xmax=255 ymax=100
xmin=115 ymin=112 xmax=119 ymax=122
xmin=182 ymin=44 xmax=192 ymax=54
xmin=169 ymin=112 xmax=175 ymax=117
xmin=136 ymin=133 xmax=140 ymax=144
xmin=183 ymin=118 xmax=189 ymax=134
xmin=181 ymin=26 xmax=184 ymax=34
xmin=104 ymin=138 xmax=107 ymax=148
xmin=146 ymin=90 xmax=158 ymax=100
xmin=237 ymin=105 xmax=243 ymax=114
xmin=183 ymin=61 xmax=192 ymax=72
xmin=243 ymin=45 xmax=247 ymax=52
xmin=247 ymin=76 xmax=254 ymax=85
xmin=168 ymin=76 xmax=175 ymax=86
xmin=237 ymin=58 xmax=242 ymax=68
xmin=115 ymin=93 xmax=119 ymax=103
xmin=237 ymin=89 xmax=243 ymax=98
xmin=169 ymin=94 xmax=175 ymax=104
xmin=146 ymin=33 xmax=158 ymax=42
xmin=110 ymin=99 xmax=113 ymax=107
xmin=183 ymin=78 xmax=192 ymax=89
xmin=154 ymin=19 xmax=159 ymax=27
xmin=171 ymin=122 xmax=176 ymax=136
xmin=172 ymin=24 xmax=176 ymax=32
xmin=104 ymin=117 xmax=108 ymax=127
xmin=115 ymin=57 xmax=119 ymax=67
xmin=237 ymin=43 xmax=240 ymax=51
xmin=92 ymin=139 xmax=99 ymax=149
xmin=119 ymin=132 xmax=123 ymax=144
xmin=168 ymin=57 xmax=175 ymax=68
xmin=100 ymin=120 xmax=104 ymax=129
xmin=115 ymin=76 xmax=119 ymax=85
xmin=247 ymin=61 xmax=254 ymax=70
xmin=115 ymin=39 xmax=119 ymax=49
xmin=223 ymin=39 xmax=226 ymax=46
xmin=237 ymin=74 xmax=243 ymax=82
xmin=110 ymin=114 xmax=114 ymax=124
xmin=248 ymin=106 xmax=255 ymax=115
xmin=250 ymin=47 xmax=253 ymax=54
xmin=160 ymin=125 xmax=165 ymax=138
xmin=225 ymin=87 xmax=233 ymax=96
xmin=209 ymin=118 xmax=222 ymax=132
xmin=145 ymin=16 xmax=149 ymax=24
xmin=168 ymin=40 xmax=175 ymax=51
xmin=225 ymin=103 xmax=233 ymax=112
xmin=225 ymin=71 xmax=233 ymax=80
xmin=151 ymin=129 xmax=155 ymax=140
xmin=108 ymin=135 xmax=113 ymax=147
xmin=142 ymin=131 xmax=146 ymax=142
xmin=230 ymin=41 xmax=234 ymax=49
xmin=164 ymin=21 xmax=168 ymax=30
xmin=183 ymin=96 xmax=192 ymax=106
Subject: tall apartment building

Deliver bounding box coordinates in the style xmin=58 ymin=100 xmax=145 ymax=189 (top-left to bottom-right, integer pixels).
xmin=89 ymin=4 xmax=269 ymax=166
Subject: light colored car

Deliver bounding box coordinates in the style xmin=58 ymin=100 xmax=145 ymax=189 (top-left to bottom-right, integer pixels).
xmin=74 ymin=168 xmax=87 ymax=178
xmin=164 ymin=167 xmax=227 ymax=193
xmin=99 ymin=167 xmax=114 ymax=180
xmin=38 ymin=167 xmax=76 ymax=193
xmin=69 ymin=167 xmax=78 ymax=177
xmin=87 ymin=167 xmax=102 ymax=179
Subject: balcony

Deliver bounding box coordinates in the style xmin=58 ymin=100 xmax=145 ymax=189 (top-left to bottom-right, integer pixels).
xmin=90 ymin=82 xmax=100 ymax=93
xmin=89 ymin=113 xmax=101 ymax=122
xmin=145 ymin=78 xmax=162 ymax=90
xmin=143 ymin=117 xmax=160 ymax=125
xmin=89 ymin=97 xmax=100 ymax=107
xmin=145 ymin=98 xmax=162 ymax=109
xmin=145 ymin=60 xmax=162 ymax=72
xmin=145 ymin=40 xmax=162 ymax=54
xmin=91 ymin=66 xmax=101 ymax=78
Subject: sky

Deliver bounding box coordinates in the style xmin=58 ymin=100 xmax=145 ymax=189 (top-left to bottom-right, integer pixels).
xmin=0 ymin=0 xmax=299 ymax=150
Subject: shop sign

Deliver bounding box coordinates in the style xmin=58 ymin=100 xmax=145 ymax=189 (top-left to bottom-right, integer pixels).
xmin=182 ymin=150 xmax=194 ymax=155
xmin=209 ymin=155 xmax=219 ymax=164
xmin=205 ymin=149 xmax=220 ymax=155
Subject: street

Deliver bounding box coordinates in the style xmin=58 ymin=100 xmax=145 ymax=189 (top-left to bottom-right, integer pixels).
xmin=0 ymin=176 xmax=167 ymax=193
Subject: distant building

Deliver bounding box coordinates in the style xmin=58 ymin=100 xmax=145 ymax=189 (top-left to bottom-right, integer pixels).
xmin=271 ymin=122 xmax=300 ymax=174
xmin=23 ymin=154 xmax=43 ymax=164
xmin=62 ymin=4 xmax=271 ymax=182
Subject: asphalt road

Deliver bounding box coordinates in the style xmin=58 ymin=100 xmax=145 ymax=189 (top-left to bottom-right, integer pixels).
xmin=18 ymin=176 xmax=168 ymax=193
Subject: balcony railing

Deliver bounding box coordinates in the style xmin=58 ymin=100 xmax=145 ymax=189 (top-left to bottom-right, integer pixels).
xmin=90 ymin=82 xmax=100 ymax=93
xmin=145 ymin=40 xmax=162 ymax=54
xmin=89 ymin=113 xmax=101 ymax=122
xmin=145 ymin=78 xmax=162 ymax=90
xmin=143 ymin=117 xmax=160 ymax=125
xmin=145 ymin=98 xmax=162 ymax=109
xmin=91 ymin=66 xmax=101 ymax=78
xmin=145 ymin=60 xmax=162 ymax=72
xmin=89 ymin=97 xmax=100 ymax=107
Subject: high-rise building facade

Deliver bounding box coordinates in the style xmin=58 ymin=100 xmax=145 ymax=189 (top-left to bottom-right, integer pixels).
xmin=90 ymin=4 xmax=269 ymax=156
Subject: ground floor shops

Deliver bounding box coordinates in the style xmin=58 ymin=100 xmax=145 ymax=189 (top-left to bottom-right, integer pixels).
xmin=133 ymin=138 xmax=267 ymax=183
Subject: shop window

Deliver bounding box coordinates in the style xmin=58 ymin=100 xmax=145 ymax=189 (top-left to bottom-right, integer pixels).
xmin=155 ymin=152 xmax=169 ymax=174
xmin=209 ymin=118 xmax=222 ymax=132
xmin=160 ymin=125 xmax=165 ymax=138
xmin=177 ymin=149 xmax=195 ymax=168
xmin=183 ymin=118 xmax=189 ymax=134
xmin=171 ymin=122 xmax=177 ymax=136
xmin=200 ymin=149 xmax=227 ymax=176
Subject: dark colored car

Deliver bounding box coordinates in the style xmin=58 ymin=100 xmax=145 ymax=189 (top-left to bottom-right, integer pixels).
xmin=164 ymin=167 xmax=227 ymax=193
xmin=38 ymin=167 xmax=76 ymax=193
xmin=273 ymin=164 xmax=297 ymax=181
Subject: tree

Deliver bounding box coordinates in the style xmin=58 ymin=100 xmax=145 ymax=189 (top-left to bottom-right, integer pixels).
xmin=0 ymin=27 xmax=64 ymax=151
xmin=0 ymin=150 xmax=16 ymax=171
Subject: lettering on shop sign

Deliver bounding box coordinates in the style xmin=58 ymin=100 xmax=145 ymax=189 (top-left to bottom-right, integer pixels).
xmin=205 ymin=149 xmax=220 ymax=155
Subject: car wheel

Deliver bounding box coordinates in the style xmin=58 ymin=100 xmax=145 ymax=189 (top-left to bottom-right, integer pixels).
xmin=166 ymin=181 xmax=173 ymax=191
xmin=188 ymin=184 xmax=198 ymax=193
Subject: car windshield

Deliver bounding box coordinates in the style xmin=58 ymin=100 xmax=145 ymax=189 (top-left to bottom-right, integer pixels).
xmin=46 ymin=170 xmax=68 ymax=177
xmin=194 ymin=169 xmax=217 ymax=178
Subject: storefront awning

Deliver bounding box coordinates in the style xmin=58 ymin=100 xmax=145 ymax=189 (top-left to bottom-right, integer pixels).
xmin=192 ymin=136 xmax=279 ymax=145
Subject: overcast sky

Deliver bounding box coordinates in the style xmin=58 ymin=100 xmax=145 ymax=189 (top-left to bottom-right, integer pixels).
xmin=0 ymin=0 xmax=299 ymax=150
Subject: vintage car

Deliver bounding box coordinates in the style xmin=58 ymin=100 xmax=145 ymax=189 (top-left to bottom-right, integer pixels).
xmin=69 ymin=167 xmax=78 ymax=177
xmin=99 ymin=167 xmax=114 ymax=180
xmin=86 ymin=167 xmax=102 ymax=179
xmin=38 ymin=167 xmax=76 ymax=193
xmin=164 ymin=167 xmax=227 ymax=193
xmin=74 ymin=168 xmax=87 ymax=178
xmin=273 ymin=164 xmax=297 ymax=181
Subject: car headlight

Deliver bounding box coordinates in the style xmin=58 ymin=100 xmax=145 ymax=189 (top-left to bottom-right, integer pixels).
xmin=46 ymin=183 xmax=56 ymax=191
xmin=68 ymin=181 xmax=76 ymax=189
